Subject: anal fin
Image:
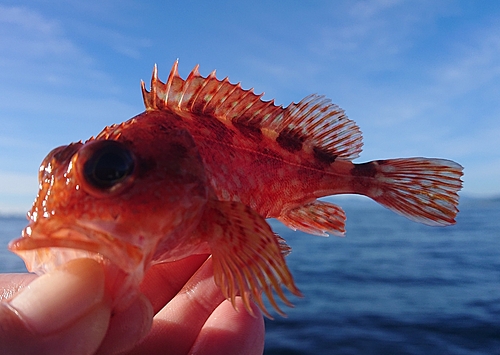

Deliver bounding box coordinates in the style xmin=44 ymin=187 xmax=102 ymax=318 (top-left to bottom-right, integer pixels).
xmin=198 ymin=199 xmax=302 ymax=318
xmin=278 ymin=200 xmax=346 ymax=237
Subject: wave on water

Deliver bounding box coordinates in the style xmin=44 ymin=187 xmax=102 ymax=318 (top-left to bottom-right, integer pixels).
xmin=1 ymin=197 xmax=499 ymax=354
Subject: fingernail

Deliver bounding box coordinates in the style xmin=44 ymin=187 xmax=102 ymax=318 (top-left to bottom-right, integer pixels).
xmin=9 ymin=258 xmax=106 ymax=335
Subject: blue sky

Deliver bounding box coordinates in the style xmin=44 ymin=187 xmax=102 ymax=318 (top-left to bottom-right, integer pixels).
xmin=0 ymin=0 xmax=499 ymax=214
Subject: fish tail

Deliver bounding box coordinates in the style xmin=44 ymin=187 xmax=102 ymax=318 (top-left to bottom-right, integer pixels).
xmin=352 ymin=158 xmax=463 ymax=226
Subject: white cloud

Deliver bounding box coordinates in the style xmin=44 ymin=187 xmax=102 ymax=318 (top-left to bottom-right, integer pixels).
xmin=349 ymin=0 xmax=403 ymax=18
xmin=0 ymin=172 xmax=37 ymax=195
xmin=0 ymin=5 xmax=122 ymax=95
xmin=0 ymin=172 xmax=37 ymax=215
xmin=0 ymin=6 xmax=57 ymax=34
xmin=0 ymin=0 xmax=498 ymax=208
xmin=0 ymin=5 xmax=145 ymax=213
xmin=0 ymin=6 xmax=86 ymax=63
xmin=71 ymin=21 xmax=153 ymax=59
xmin=310 ymin=1 xmax=449 ymax=65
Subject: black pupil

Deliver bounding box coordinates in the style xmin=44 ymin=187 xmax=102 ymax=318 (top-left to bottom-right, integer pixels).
xmin=84 ymin=143 xmax=134 ymax=189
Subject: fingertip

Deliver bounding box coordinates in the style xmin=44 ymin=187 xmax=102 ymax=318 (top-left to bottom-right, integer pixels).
xmin=190 ymin=299 xmax=265 ymax=355
xmin=96 ymin=293 xmax=154 ymax=355
xmin=1 ymin=258 xmax=112 ymax=355
xmin=0 ymin=301 xmax=38 ymax=353
xmin=9 ymin=258 xmax=107 ymax=336
xmin=140 ymin=254 xmax=209 ymax=313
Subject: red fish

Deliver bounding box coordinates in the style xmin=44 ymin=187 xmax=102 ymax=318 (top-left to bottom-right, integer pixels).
xmin=9 ymin=61 xmax=463 ymax=317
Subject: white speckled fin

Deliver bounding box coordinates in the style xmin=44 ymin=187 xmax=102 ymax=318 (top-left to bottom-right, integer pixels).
xmin=278 ymin=200 xmax=346 ymax=237
xmin=141 ymin=62 xmax=363 ymax=161
xmin=198 ymin=199 xmax=302 ymax=318
xmin=356 ymin=158 xmax=464 ymax=226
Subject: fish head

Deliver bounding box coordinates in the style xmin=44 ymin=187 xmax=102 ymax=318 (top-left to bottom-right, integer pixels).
xmin=9 ymin=111 xmax=209 ymax=301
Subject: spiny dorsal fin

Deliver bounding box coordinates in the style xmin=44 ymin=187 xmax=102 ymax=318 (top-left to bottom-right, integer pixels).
xmin=141 ymin=61 xmax=363 ymax=161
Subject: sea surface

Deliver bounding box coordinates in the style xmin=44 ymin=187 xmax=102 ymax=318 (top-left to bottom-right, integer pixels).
xmin=1 ymin=196 xmax=499 ymax=354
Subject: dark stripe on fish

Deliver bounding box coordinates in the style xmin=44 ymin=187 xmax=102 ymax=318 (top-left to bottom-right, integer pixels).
xmin=276 ymin=129 xmax=305 ymax=152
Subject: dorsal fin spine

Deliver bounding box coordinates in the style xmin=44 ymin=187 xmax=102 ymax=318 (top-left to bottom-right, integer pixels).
xmin=199 ymin=71 xmax=224 ymax=114
xmin=232 ymin=92 xmax=267 ymax=125
xmin=181 ymin=65 xmax=205 ymax=111
xmin=151 ymin=64 xmax=159 ymax=110
xmin=189 ymin=68 xmax=214 ymax=112
xmin=165 ymin=60 xmax=178 ymax=105
xmin=213 ymin=82 xmax=240 ymax=120
xmin=253 ymin=100 xmax=278 ymax=126
xmin=225 ymin=87 xmax=258 ymax=120
xmin=142 ymin=61 xmax=364 ymax=160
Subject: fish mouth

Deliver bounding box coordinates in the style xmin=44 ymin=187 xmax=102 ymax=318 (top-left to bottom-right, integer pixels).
xmin=9 ymin=224 xmax=145 ymax=278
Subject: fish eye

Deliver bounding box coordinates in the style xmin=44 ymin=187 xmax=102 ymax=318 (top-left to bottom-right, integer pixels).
xmin=79 ymin=140 xmax=135 ymax=194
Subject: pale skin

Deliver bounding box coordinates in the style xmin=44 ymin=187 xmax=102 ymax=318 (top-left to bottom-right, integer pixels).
xmin=0 ymin=255 xmax=265 ymax=355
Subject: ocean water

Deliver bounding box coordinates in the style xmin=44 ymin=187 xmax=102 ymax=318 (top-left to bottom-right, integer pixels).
xmin=1 ymin=196 xmax=499 ymax=354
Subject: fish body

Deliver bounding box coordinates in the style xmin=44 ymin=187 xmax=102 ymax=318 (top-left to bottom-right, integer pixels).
xmin=9 ymin=62 xmax=463 ymax=316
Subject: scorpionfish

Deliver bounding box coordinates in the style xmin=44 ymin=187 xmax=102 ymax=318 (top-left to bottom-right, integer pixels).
xmin=9 ymin=61 xmax=463 ymax=317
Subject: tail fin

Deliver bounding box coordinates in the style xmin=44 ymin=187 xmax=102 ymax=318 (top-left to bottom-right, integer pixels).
xmin=357 ymin=158 xmax=463 ymax=226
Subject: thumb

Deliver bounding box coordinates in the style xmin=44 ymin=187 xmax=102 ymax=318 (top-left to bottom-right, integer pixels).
xmin=0 ymin=258 xmax=111 ymax=355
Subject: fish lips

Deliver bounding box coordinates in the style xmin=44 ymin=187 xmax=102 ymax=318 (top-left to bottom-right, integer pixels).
xmin=9 ymin=223 xmax=145 ymax=279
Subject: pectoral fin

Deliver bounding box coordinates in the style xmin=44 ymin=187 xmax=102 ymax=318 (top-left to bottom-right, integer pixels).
xmin=198 ymin=199 xmax=302 ymax=318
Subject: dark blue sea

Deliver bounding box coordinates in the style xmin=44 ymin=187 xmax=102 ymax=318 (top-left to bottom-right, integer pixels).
xmin=1 ymin=196 xmax=499 ymax=354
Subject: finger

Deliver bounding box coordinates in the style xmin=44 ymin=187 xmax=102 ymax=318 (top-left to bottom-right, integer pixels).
xmin=127 ymin=257 xmax=226 ymax=355
xmin=0 ymin=299 xmax=39 ymax=353
xmin=189 ymin=299 xmax=265 ymax=355
xmin=0 ymin=273 xmax=37 ymax=301
xmin=140 ymin=254 xmax=209 ymax=313
xmin=97 ymin=254 xmax=210 ymax=354
xmin=95 ymin=293 xmax=153 ymax=355
xmin=0 ymin=258 xmax=111 ymax=355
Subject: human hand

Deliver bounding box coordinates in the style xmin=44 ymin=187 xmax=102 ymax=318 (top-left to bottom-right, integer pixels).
xmin=0 ymin=258 xmax=121 ymax=354
xmin=0 ymin=255 xmax=265 ymax=355
xmin=125 ymin=254 xmax=265 ymax=355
